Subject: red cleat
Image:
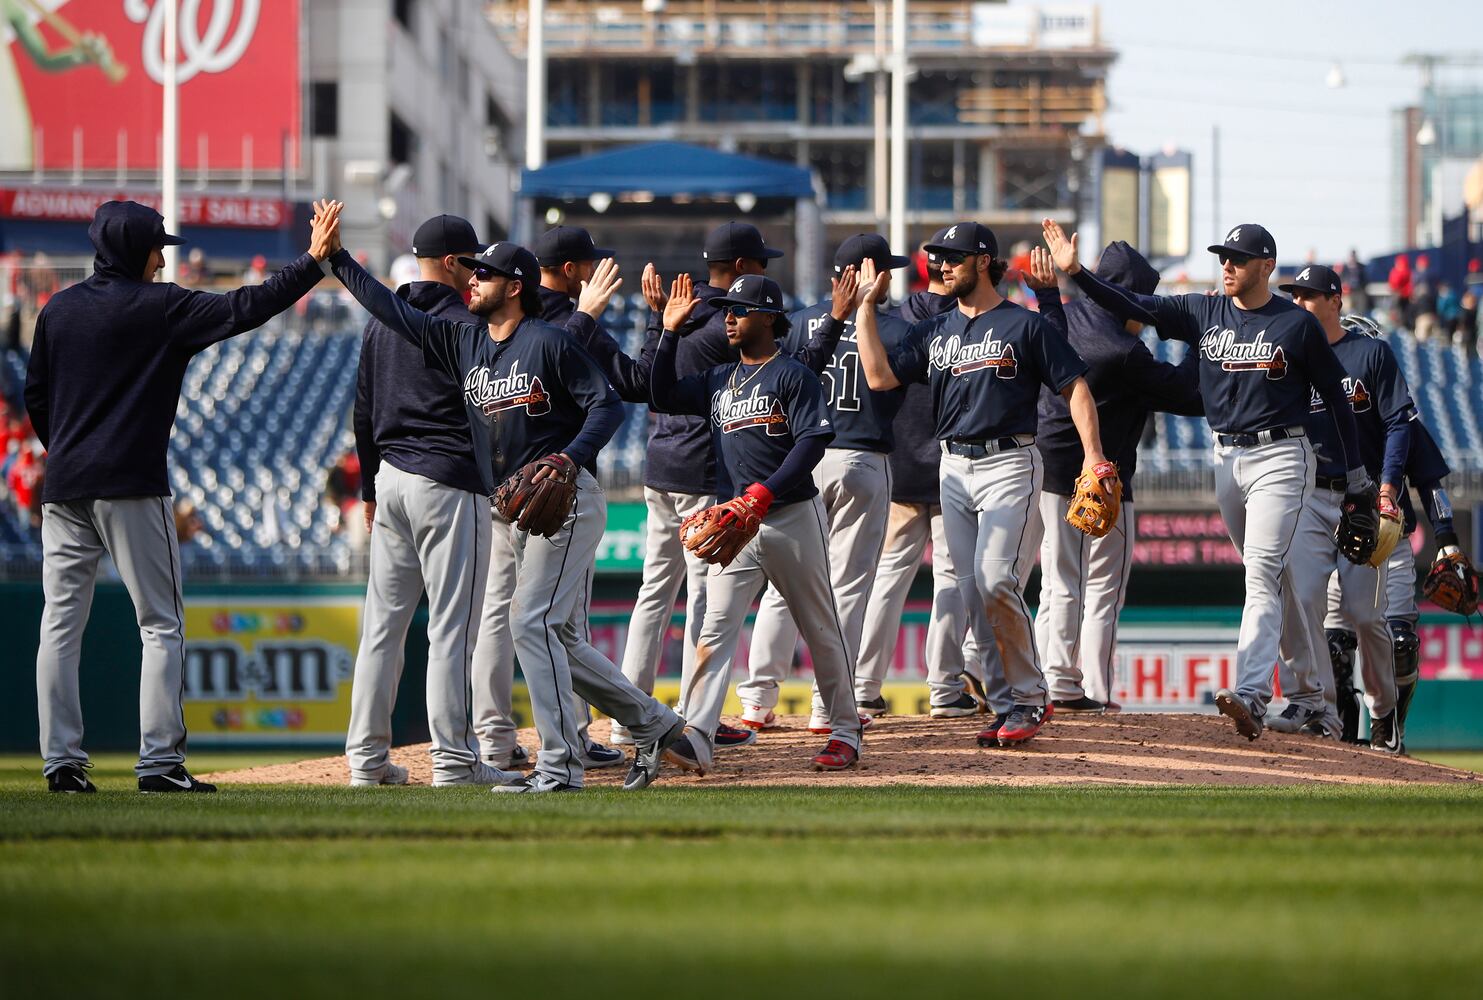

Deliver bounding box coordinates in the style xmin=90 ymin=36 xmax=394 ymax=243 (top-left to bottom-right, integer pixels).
xmin=811 ymin=739 xmax=859 ymax=771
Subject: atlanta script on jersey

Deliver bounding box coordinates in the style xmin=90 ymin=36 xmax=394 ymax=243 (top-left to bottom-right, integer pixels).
xmin=888 ymin=298 xmax=1085 ymax=442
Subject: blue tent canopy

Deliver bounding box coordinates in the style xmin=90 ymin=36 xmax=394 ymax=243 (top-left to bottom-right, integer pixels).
xmin=519 ymin=142 xmax=814 ymax=200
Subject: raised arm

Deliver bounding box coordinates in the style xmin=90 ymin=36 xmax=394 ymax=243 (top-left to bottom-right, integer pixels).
xmin=1042 ymin=219 xmax=1201 ymax=343
xmin=1023 ymin=247 xmax=1068 ymax=337
xmin=792 ymin=266 xmax=859 ymax=373
xmin=164 ymin=201 xmax=336 ymax=353
xmin=648 ymin=273 xmax=712 ymax=417
xmin=855 ymin=258 xmax=903 ymax=391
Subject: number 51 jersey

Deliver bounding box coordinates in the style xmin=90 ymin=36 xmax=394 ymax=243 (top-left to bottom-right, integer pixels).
xmin=783 ymin=300 xmax=909 ymax=454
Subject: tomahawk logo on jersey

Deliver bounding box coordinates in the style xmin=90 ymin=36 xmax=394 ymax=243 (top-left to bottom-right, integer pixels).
xmin=464 ymin=361 xmax=552 ymax=416
xmin=930 ymin=332 xmax=1019 ymax=379
xmin=713 ymin=386 xmax=790 ymax=436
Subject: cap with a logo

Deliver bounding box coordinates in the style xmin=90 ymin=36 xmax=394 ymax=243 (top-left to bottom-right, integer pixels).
xmin=710 ymin=274 xmax=786 ymax=313
xmin=923 ymin=226 xmax=952 ymax=265
xmin=923 ymin=222 xmax=998 ymax=260
xmin=1278 ymin=263 xmax=1342 ymax=296
xmin=702 ymin=222 xmax=786 ymax=262
xmin=457 ymin=242 xmax=538 ymax=282
xmin=412 ymin=215 xmax=484 ymax=258
xmin=1207 ymin=223 xmax=1276 ymax=260
xmin=834 ymin=233 xmax=910 ymax=274
xmin=532 ymin=225 xmax=615 ymax=267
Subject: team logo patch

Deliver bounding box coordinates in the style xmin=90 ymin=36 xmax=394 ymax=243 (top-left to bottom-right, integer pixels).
xmin=463 ymin=360 xmax=551 ymax=416
xmin=712 ymin=386 xmax=789 ymax=436
xmin=1344 ymin=376 xmax=1371 ymax=412
xmin=1199 ymin=327 xmax=1287 ymax=380
xmin=929 ymin=331 xmax=1017 ymax=379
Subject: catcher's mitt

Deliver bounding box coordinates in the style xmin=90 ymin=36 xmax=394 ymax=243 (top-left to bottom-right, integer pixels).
xmin=1066 ymin=461 xmax=1121 ymax=538
xmin=1335 ymin=480 xmax=1380 ymax=565
xmin=679 ymin=484 xmax=773 ymax=567
xmin=493 ymin=453 xmax=577 ymax=537
xmin=1423 ymin=545 xmax=1479 ymax=616
xmin=1368 ymin=494 xmax=1403 ymax=569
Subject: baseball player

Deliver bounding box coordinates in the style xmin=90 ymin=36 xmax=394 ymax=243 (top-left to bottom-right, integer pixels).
xmin=856 ymin=223 xmax=1107 ymax=748
xmin=853 ymin=230 xmax=990 ymax=719
xmin=1043 ymin=219 xmax=1374 ymax=741
xmin=611 ymin=223 xmax=788 ymax=752
xmin=1266 ymin=266 xmax=1408 ymax=750
xmin=327 ymin=232 xmax=703 ymax=793
xmin=1326 ymin=399 xmax=1459 ymax=748
xmin=468 ymin=226 xmax=631 ymax=772
xmin=27 ymin=199 xmax=335 ymax=793
xmin=1033 ymin=241 xmax=1204 ymax=713
xmin=650 ymin=272 xmax=864 ymax=771
xmin=738 ymin=234 xmax=910 ymax=731
xmin=347 ymin=214 xmax=518 ymax=786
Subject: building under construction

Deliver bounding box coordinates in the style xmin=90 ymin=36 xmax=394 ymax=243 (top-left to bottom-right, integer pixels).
xmin=487 ymin=0 xmax=1116 ymax=287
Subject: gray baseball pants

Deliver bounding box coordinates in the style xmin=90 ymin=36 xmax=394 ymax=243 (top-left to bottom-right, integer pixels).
xmin=740 ymin=449 xmax=890 ymax=716
xmin=37 ymin=496 xmax=187 ymax=777
xmin=677 ymin=497 xmax=862 ymax=749
xmin=1035 ymin=494 xmax=1136 ymax=705
xmin=1213 ymin=434 xmax=1315 ymax=720
xmin=611 ymin=487 xmax=711 ymax=743
xmin=345 ymin=465 xmax=491 ymax=784
xmin=1278 ymin=485 xmax=1396 ymax=721
xmin=938 ymin=445 xmax=1047 ymax=713
xmin=855 ymin=501 xmax=985 ymax=706
xmin=511 ymin=471 xmax=679 ymax=789
xmin=1328 ymin=542 xmax=1417 ymax=628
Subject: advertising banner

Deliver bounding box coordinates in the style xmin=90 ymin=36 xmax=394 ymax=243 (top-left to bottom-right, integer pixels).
xmin=1 ymin=1 xmax=299 ymax=171
xmin=181 ymin=596 xmax=358 ymax=744
xmin=0 ymin=185 xmax=289 ymax=227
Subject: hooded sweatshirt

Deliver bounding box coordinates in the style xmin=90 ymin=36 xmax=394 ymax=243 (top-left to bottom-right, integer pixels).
xmin=24 ymin=200 xmax=322 ymax=504
xmin=1035 ymin=241 xmax=1203 ymax=502
xmin=890 ymin=290 xmax=955 ymax=503
xmin=639 ymin=281 xmax=732 ymax=494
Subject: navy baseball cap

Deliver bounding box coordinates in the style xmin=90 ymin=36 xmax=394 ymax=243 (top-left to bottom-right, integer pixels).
xmin=532 ymin=226 xmax=615 ymax=267
xmin=1207 ymin=223 xmax=1276 ymax=261
xmin=834 ymin=233 xmax=910 ymax=274
xmin=1278 ymin=264 xmax=1343 ymax=296
xmin=412 ymin=215 xmax=484 ymax=257
xmin=702 ymin=222 xmax=785 ymax=262
xmin=711 ymin=274 xmax=787 ymax=313
xmin=923 ymin=226 xmax=952 ymax=265
xmin=923 ymin=222 xmax=998 ymax=260
xmin=457 ymin=241 xmax=538 ymax=282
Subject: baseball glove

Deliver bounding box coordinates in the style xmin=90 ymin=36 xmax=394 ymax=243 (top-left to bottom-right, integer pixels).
xmin=493 ymin=453 xmax=577 ymax=537
xmin=1368 ymin=494 xmax=1403 ymax=569
xmin=1335 ymin=480 xmax=1380 ymax=565
xmin=679 ymin=484 xmax=773 ymax=567
xmin=1423 ymin=545 xmax=1480 ymax=616
xmin=1066 ymin=461 xmax=1121 ymax=538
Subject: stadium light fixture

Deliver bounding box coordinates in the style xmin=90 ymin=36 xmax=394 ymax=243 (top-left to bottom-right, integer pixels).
xmin=589 ymin=192 xmax=613 ymax=213
xmin=735 ymin=192 xmax=757 ymax=213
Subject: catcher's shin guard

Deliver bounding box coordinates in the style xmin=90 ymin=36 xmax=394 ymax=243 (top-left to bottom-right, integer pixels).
xmin=1325 ymin=628 xmax=1361 ymax=743
xmin=1389 ymin=620 xmax=1420 ymax=740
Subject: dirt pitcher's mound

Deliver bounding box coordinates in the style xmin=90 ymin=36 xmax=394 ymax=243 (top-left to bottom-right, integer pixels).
xmin=209 ymin=713 xmax=1477 ymax=787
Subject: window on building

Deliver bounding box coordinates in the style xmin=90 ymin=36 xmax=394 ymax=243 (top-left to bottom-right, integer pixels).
xmin=394 ymin=0 xmax=416 ymax=33
xmin=310 ymin=81 xmax=338 ymax=138
xmin=389 ymin=112 xmax=418 ymax=166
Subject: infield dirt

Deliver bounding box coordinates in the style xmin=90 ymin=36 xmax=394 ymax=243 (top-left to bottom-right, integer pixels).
xmin=208 ymin=712 xmax=1477 ymax=787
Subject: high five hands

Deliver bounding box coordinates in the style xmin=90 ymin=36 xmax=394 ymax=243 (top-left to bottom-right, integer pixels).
xmin=309 ymin=200 xmax=344 ymax=262
xmin=577 ymin=257 xmax=623 ymax=319
xmin=1041 ymin=218 xmax=1081 ymax=275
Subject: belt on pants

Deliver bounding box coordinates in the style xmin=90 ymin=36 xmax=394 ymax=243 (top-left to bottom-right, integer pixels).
xmin=1215 ymin=426 xmax=1306 ymax=448
xmin=941 ymin=434 xmax=1035 ymax=459
xmin=1314 ymin=474 xmax=1347 ymax=492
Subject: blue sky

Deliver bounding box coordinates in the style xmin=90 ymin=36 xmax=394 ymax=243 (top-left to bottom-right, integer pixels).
xmin=1083 ymin=0 xmax=1483 ymax=270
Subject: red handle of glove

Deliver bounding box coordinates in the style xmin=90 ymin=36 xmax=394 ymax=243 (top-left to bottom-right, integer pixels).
xmin=1091 ymin=461 xmax=1117 ymax=481
xmin=1378 ymin=494 xmax=1400 ymax=519
xmin=742 ymin=482 xmax=774 ymax=519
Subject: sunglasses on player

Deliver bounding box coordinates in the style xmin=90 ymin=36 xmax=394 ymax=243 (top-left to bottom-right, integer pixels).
xmin=1217 ymin=252 xmax=1258 ymax=268
xmin=725 ymin=305 xmax=777 ymax=318
xmin=937 ymin=252 xmax=975 ymax=267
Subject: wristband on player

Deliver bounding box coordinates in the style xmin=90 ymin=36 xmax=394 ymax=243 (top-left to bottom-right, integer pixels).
xmin=740 ymin=482 xmax=774 ymax=519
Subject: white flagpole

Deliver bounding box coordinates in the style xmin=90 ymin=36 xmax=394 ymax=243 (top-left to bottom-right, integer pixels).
xmin=162 ymin=0 xmax=179 ymax=280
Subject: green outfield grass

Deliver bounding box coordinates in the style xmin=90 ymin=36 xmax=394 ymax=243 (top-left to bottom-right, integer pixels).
xmin=2 ymin=753 xmax=1483 ymax=1000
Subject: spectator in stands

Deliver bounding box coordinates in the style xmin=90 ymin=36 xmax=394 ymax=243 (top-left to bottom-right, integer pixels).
xmin=1388 ymin=254 xmax=1413 ymax=324
xmin=181 ymin=248 xmax=209 ymax=286
xmin=241 ymin=254 xmax=269 ymax=286
xmin=1344 ymin=249 xmax=1370 ymax=317
xmin=1458 ymin=290 xmax=1479 ymax=354
xmin=17 ymin=251 xmax=59 ymax=313
xmin=1411 ymin=281 xmax=1440 ymax=341
xmin=7 ymin=442 xmax=42 ymax=527
xmin=173 ymin=499 xmax=204 ymax=545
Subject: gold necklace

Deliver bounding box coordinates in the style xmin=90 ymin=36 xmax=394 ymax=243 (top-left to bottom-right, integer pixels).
xmin=728 ymin=350 xmax=781 ymax=396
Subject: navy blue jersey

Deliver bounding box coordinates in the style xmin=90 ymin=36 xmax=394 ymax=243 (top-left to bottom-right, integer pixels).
xmin=1036 ymin=300 xmax=1203 ymax=501
xmin=651 ymin=336 xmax=835 ymax=505
xmin=1400 ymin=418 xmax=1451 ymax=534
xmin=641 ymin=282 xmax=732 ymax=494
xmin=783 ymin=300 xmax=908 ymax=453
xmin=354 ymin=281 xmax=485 ymax=501
xmin=1070 ymin=270 xmax=1361 ymax=467
xmin=887 ymin=299 xmax=1087 ymax=441
xmin=330 ymin=251 xmax=622 ymax=493
xmin=890 ymin=290 xmax=957 ymax=502
xmin=1304 ymin=331 xmax=1415 ymax=483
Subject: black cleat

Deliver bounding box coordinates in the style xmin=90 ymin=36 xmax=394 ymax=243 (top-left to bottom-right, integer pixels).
xmin=47 ymin=764 xmax=96 ymax=794
xmin=1368 ymin=709 xmax=1402 ymax=754
xmin=930 ymin=693 xmax=982 ymax=718
xmin=858 ymin=695 xmax=889 ymax=718
xmin=491 ymin=775 xmax=580 ymax=794
xmin=975 ymin=715 xmax=1008 ymax=748
xmin=1214 ymin=689 xmax=1263 ymax=741
xmin=1051 ymin=695 xmax=1107 ymax=714
xmin=1266 ymin=702 xmax=1325 ymax=734
xmin=1298 ymin=717 xmax=1338 ymax=740
xmin=714 ymin=723 xmax=758 ymax=749
xmin=139 ymin=765 xmax=217 ymax=794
